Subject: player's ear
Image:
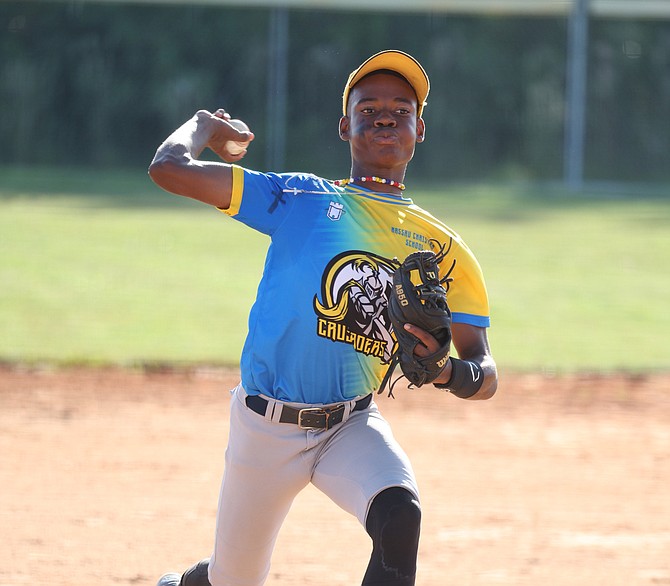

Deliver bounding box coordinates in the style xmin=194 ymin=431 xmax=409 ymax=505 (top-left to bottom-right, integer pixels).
xmin=339 ymin=116 xmax=351 ymax=141
xmin=416 ymin=117 xmax=426 ymax=143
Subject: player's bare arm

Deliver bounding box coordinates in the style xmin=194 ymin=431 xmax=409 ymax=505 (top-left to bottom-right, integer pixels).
xmin=148 ymin=109 xmax=254 ymax=209
xmin=405 ymin=322 xmax=498 ymax=400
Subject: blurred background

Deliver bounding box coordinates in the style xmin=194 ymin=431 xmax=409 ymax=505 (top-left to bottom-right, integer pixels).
xmin=2 ymin=0 xmax=670 ymax=184
xmin=1 ymin=0 xmax=669 ymax=371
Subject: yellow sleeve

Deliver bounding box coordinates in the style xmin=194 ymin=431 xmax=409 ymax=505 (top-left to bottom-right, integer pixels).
xmin=446 ymin=237 xmax=490 ymax=321
xmin=426 ymin=223 xmax=490 ymax=327
xmin=219 ymin=165 xmax=245 ymax=217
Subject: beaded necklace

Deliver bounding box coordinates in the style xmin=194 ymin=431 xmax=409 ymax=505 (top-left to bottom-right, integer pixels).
xmin=334 ymin=176 xmax=406 ymax=191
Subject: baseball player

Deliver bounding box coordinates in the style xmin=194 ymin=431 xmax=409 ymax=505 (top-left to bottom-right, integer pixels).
xmin=149 ymin=50 xmax=498 ymax=586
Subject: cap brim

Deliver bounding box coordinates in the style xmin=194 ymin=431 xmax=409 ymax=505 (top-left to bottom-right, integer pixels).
xmin=342 ymin=50 xmax=430 ymax=117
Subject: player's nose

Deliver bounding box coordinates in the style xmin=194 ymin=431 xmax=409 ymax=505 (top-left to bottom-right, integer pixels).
xmin=374 ymin=111 xmax=397 ymax=127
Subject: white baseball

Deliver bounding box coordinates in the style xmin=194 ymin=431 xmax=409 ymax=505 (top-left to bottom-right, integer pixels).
xmin=225 ymin=119 xmax=251 ymax=155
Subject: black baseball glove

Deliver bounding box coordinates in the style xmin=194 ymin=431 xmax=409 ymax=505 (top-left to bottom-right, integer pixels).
xmin=379 ymin=241 xmax=454 ymax=396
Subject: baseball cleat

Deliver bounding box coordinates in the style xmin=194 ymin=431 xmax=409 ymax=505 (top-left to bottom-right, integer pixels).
xmin=156 ymin=572 xmax=181 ymax=586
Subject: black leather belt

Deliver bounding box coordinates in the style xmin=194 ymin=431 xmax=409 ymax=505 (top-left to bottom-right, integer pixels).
xmin=245 ymin=393 xmax=372 ymax=430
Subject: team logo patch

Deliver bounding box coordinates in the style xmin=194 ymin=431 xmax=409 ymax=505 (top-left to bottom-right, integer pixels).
xmin=326 ymin=201 xmax=345 ymax=221
xmin=314 ymin=251 xmax=396 ymax=361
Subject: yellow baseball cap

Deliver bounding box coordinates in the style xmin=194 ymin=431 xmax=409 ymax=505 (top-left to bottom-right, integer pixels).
xmin=342 ymin=50 xmax=430 ymax=117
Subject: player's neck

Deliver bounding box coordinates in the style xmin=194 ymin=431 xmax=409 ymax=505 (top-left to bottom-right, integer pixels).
xmin=344 ymin=167 xmax=407 ymax=194
xmin=335 ymin=176 xmax=406 ymax=193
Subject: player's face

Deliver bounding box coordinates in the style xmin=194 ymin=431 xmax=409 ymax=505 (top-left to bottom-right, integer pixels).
xmin=340 ymin=73 xmax=425 ymax=177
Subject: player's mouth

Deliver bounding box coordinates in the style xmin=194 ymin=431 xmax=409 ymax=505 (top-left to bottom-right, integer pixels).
xmin=372 ymin=132 xmax=399 ymax=145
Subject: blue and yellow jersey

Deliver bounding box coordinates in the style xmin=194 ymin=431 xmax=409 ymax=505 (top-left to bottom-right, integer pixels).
xmin=221 ymin=167 xmax=490 ymax=404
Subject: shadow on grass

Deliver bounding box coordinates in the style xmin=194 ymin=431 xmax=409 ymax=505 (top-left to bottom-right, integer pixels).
xmin=2 ymin=166 xmax=669 ymax=219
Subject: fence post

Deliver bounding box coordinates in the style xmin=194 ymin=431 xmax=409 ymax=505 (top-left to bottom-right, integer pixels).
xmin=564 ymin=0 xmax=589 ymax=191
xmin=266 ymin=7 xmax=289 ymax=171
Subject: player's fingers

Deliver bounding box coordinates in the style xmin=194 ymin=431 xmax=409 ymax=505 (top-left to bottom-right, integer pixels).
xmin=404 ymin=323 xmax=437 ymax=356
xmin=211 ymin=116 xmax=253 ymax=142
xmin=213 ymin=108 xmax=231 ymax=120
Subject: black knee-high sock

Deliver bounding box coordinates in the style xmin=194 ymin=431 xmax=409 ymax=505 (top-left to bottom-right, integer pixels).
xmin=362 ymin=487 xmax=421 ymax=586
xmin=180 ymin=558 xmax=211 ymax=586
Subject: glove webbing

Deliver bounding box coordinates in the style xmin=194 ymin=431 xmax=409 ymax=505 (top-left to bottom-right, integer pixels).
xmin=378 ymin=239 xmax=455 ymax=398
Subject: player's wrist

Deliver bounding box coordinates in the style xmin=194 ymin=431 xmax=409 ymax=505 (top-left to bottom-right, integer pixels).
xmin=433 ymin=357 xmax=484 ymax=399
xmin=433 ymin=357 xmax=452 ymax=386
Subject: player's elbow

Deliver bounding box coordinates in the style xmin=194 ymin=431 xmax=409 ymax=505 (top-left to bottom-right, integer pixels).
xmin=149 ymin=152 xmax=182 ymax=188
xmin=478 ymin=376 xmax=498 ymax=400
xmin=470 ymin=365 xmax=498 ymax=400
xmin=148 ymin=150 xmax=192 ymax=195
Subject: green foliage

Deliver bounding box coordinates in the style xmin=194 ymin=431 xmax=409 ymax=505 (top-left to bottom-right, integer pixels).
xmin=1 ymin=3 xmax=669 ymax=181
xmin=1 ymin=167 xmax=669 ymax=372
xmin=587 ymin=19 xmax=670 ymax=181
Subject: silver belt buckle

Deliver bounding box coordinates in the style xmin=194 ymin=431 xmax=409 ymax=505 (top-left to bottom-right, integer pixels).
xmin=298 ymin=407 xmax=329 ymax=430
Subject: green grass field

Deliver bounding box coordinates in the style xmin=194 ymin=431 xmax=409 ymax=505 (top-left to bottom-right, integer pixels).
xmin=1 ymin=166 xmax=669 ymax=372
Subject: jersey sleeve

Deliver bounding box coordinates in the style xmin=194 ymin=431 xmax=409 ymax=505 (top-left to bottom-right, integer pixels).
xmin=445 ymin=238 xmax=491 ymax=327
xmin=425 ymin=224 xmax=490 ymax=328
xmin=220 ymin=167 xmax=329 ymax=235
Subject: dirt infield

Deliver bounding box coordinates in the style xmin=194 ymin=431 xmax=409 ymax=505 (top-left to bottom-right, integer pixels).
xmin=1 ymin=366 xmax=669 ymax=586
